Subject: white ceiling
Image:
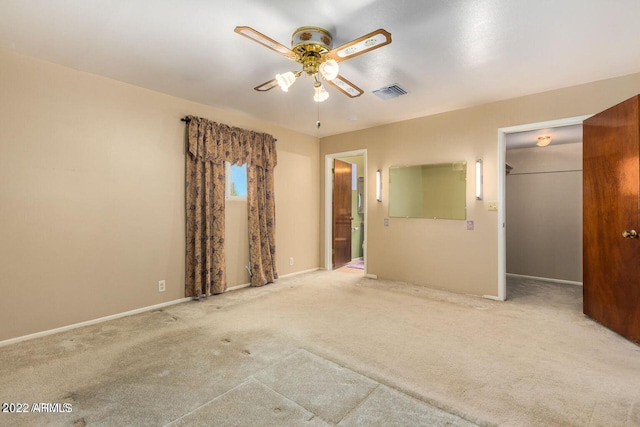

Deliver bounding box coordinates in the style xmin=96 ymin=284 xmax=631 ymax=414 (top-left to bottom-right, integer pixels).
xmin=2 ymin=1 xmax=640 ymax=138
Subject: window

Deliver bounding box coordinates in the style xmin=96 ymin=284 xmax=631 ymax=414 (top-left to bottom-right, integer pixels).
xmin=226 ymin=162 xmax=247 ymax=199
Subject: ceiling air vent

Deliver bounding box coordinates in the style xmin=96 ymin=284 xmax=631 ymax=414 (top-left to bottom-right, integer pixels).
xmin=372 ymin=83 xmax=407 ymax=100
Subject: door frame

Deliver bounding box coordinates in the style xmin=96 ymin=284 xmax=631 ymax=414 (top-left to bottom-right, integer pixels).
xmin=324 ymin=149 xmax=367 ymax=272
xmin=497 ymin=115 xmax=592 ymax=300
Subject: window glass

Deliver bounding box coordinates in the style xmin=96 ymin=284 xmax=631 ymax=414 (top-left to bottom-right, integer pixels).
xmin=226 ymin=162 xmax=247 ymax=198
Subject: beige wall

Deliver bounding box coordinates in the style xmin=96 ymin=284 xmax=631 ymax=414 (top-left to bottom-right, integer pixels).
xmin=320 ymin=73 xmax=640 ymax=297
xmin=506 ymin=143 xmax=583 ymax=282
xmin=0 ymin=50 xmax=320 ymax=341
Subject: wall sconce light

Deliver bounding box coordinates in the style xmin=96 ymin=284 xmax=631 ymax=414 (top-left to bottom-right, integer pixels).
xmin=475 ymin=159 xmax=483 ymax=200
xmin=376 ymin=169 xmax=382 ymax=202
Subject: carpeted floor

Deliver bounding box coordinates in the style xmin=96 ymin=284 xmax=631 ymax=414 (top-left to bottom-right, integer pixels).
xmin=1 ymin=271 xmax=639 ymax=426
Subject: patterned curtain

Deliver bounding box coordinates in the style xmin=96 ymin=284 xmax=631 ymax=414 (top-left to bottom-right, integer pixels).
xmin=184 ymin=116 xmax=278 ymax=298
xmin=247 ymin=133 xmax=278 ymax=286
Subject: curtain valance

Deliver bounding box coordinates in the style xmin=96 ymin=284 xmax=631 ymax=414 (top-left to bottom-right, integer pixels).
xmin=186 ymin=116 xmax=277 ymax=170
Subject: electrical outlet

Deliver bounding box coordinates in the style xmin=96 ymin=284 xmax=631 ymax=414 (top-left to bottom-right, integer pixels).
xmin=158 ymin=280 xmax=166 ymax=292
xmin=488 ymin=201 xmax=498 ymax=211
xmin=289 ymin=257 xmax=294 ymax=266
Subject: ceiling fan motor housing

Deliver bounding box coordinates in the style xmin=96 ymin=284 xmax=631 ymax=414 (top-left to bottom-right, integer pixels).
xmin=291 ymin=27 xmax=333 ymax=52
xmin=291 ymin=27 xmax=333 ymax=76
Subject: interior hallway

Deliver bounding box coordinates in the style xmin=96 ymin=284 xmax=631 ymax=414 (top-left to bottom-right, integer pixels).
xmin=1 ymin=272 xmax=639 ymax=426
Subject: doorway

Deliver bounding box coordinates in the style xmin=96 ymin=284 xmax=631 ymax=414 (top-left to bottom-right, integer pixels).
xmin=324 ymin=150 xmax=367 ymax=272
xmin=497 ymin=116 xmax=591 ymax=300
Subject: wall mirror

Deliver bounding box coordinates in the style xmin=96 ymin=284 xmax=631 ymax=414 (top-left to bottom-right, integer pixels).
xmin=389 ymin=161 xmax=467 ymax=219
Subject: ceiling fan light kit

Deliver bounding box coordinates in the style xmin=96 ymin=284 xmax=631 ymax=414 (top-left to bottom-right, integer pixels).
xmin=276 ymin=71 xmax=298 ymax=92
xmin=234 ymin=25 xmax=392 ymax=103
xmin=313 ymin=81 xmax=330 ymax=102
xmin=319 ymin=59 xmax=339 ymax=81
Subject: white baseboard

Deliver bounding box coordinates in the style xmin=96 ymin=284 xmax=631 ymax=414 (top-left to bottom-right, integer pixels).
xmin=226 ymin=268 xmax=320 ymax=291
xmin=226 ymin=283 xmax=251 ymax=292
xmin=483 ymin=294 xmax=505 ymax=301
xmin=278 ymin=267 xmax=321 ymax=279
xmin=0 ymin=297 xmax=191 ymax=348
xmin=507 ymin=273 xmax=583 ymax=286
xmin=365 ymin=274 xmax=378 ymax=279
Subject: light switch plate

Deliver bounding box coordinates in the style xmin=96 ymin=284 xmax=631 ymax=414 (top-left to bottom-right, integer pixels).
xmin=488 ymin=201 xmax=498 ymax=211
xmin=467 ymin=220 xmax=474 ymax=230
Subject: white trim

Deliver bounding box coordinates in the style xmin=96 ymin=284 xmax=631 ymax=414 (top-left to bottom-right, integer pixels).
xmin=226 ymin=283 xmax=251 ymax=292
xmin=497 ymin=130 xmax=507 ymax=301
xmin=227 ymin=267 xmax=322 ymax=291
xmin=483 ymin=294 xmax=503 ymax=301
xmin=497 ymin=115 xmax=592 ymax=302
xmin=227 ymin=268 xmax=322 ymax=292
xmin=278 ymin=267 xmax=321 ymax=279
xmin=507 ymin=273 xmax=583 ymax=286
xmin=324 ymin=150 xmax=368 ymax=274
xmin=365 ymin=273 xmax=378 ymax=279
xmin=0 ymin=297 xmax=191 ymax=348
xmin=325 ymin=155 xmax=333 ymax=270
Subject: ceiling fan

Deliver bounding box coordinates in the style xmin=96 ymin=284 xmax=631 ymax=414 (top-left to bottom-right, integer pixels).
xmin=234 ymin=25 xmax=392 ymax=102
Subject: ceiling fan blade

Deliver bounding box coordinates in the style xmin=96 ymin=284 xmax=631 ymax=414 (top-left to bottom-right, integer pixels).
xmin=234 ymin=26 xmax=297 ymax=60
xmin=327 ymin=29 xmax=392 ymax=62
xmin=327 ymin=75 xmax=364 ymax=98
xmin=254 ymin=78 xmax=279 ymax=92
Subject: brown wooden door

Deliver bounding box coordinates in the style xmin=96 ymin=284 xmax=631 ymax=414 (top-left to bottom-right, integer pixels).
xmin=333 ymin=159 xmax=353 ymax=269
xmin=583 ymin=95 xmax=640 ymax=344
